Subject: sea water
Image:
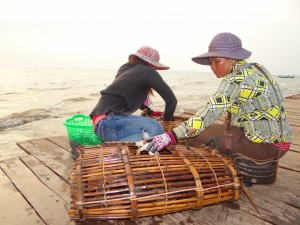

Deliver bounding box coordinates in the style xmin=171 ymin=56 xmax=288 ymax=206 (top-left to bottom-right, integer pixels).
xmin=0 ymin=67 xmax=299 ymax=161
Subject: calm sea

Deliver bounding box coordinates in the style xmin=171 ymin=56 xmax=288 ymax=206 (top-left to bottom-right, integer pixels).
xmin=0 ymin=67 xmax=299 ymax=160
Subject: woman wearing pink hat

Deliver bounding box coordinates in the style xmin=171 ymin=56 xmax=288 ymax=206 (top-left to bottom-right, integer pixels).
xmin=90 ymin=46 xmax=177 ymax=142
xmin=144 ymin=33 xmax=292 ymax=185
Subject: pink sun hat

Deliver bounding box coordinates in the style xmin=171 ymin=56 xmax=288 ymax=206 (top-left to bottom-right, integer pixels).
xmin=129 ymin=46 xmax=169 ymax=70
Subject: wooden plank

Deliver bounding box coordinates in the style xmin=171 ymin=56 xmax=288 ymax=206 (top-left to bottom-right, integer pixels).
xmin=279 ymin=151 xmax=300 ymax=172
xmin=0 ymin=168 xmax=46 ymax=225
xmin=19 ymin=155 xmax=72 ymax=204
xmin=291 ymin=126 xmax=300 ymax=139
xmin=286 ymin=112 xmax=300 ymax=117
xmin=285 ymin=106 xmax=300 ymax=112
xmin=237 ymin=191 xmax=300 ymax=225
xmin=290 ymin=122 xmax=300 ymax=152
xmin=285 ymin=95 xmax=300 ymax=100
xmin=248 ymin=168 xmax=300 ymax=208
xmin=287 ymin=116 xmax=299 ymax=122
xmin=46 ymin=136 xmax=72 ymax=153
xmin=285 ymin=110 xmax=300 ymax=115
xmin=291 ymin=126 xmax=300 ymax=133
xmin=290 ymin=143 xmax=300 ymax=153
xmin=291 ymin=136 xmax=300 ymax=144
xmin=285 ymin=101 xmax=300 ymax=107
xmin=236 ymin=161 xmax=300 ymax=224
xmin=289 ymin=119 xmax=300 ymax=127
xmin=17 ymin=138 xmax=74 ymax=182
xmin=0 ymin=160 xmax=73 ymax=225
xmin=286 ymin=112 xmax=300 ymax=118
xmin=225 ymin=166 xmax=300 ymax=225
xmin=73 ymin=201 xmax=271 ymax=225
xmin=286 ymin=116 xmax=300 ymax=123
xmin=285 ymin=102 xmax=300 ymax=110
xmin=152 ymin=203 xmax=272 ymax=225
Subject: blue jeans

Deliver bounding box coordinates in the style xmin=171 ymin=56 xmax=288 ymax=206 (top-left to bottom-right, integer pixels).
xmin=95 ymin=113 xmax=165 ymax=142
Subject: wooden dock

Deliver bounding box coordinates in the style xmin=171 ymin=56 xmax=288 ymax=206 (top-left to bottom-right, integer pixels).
xmin=1 ymin=95 xmax=300 ymax=225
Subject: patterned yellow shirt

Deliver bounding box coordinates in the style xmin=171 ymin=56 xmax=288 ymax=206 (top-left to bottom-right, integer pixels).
xmin=173 ymin=60 xmax=292 ymax=144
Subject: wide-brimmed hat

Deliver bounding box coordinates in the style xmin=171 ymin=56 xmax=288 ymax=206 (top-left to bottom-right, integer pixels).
xmin=129 ymin=46 xmax=169 ymax=70
xmin=192 ymin=32 xmax=252 ymax=65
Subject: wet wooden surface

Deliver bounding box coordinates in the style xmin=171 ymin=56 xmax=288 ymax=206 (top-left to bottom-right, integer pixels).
xmin=0 ymin=95 xmax=300 ymax=225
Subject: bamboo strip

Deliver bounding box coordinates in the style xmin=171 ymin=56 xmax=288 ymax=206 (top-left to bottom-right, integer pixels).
xmin=121 ymin=147 xmax=138 ymax=220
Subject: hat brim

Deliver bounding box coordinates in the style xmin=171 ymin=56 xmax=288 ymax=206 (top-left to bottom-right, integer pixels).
xmin=192 ymin=48 xmax=252 ymax=65
xmin=130 ymin=53 xmax=169 ymax=70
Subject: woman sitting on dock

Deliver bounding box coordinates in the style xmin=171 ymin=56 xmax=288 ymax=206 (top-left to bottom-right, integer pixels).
xmin=90 ymin=46 xmax=177 ymax=142
xmin=144 ymin=32 xmax=292 ymax=184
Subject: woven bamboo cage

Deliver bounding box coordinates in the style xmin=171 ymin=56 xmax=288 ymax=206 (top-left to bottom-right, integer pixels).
xmin=154 ymin=114 xmax=190 ymax=131
xmin=69 ymin=143 xmax=242 ymax=222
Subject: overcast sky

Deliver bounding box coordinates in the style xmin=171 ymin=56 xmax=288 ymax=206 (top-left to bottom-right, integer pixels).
xmin=0 ymin=0 xmax=299 ymax=75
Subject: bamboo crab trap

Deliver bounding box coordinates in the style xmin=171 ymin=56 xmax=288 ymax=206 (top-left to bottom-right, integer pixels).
xmin=68 ymin=143 xmax=242 ymax=222
xmin=154 ymin=114 xmax=191 ymax=131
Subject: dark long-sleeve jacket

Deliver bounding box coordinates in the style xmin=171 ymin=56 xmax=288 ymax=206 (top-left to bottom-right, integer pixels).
xmin=90 ymin=63 xmax=177 ymax=121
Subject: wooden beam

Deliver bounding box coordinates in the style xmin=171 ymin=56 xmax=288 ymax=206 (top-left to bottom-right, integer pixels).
xmin=0 ymin=160 xmax=74 ymax=225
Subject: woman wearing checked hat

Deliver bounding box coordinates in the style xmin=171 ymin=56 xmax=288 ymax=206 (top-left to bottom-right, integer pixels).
xmin=90 ymin=46 xmax=177 ymax=142
xmin=144 ymin=33 xmax=292 ymax=185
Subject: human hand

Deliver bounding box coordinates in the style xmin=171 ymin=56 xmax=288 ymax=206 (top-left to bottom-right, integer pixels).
xmin=145 ymin=131 xmax=177 ymax=154
xmin=150 ymin=111 xmax=163 ymax=117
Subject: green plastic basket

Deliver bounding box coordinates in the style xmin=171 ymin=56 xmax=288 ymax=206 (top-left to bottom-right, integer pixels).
xmin=63 ymin=114 xmax=103 ymax=145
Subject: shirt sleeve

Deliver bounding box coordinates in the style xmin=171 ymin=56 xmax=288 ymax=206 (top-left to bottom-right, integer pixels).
xmin=173 ymin=77 xmax=240 ymax=139
xmin=146 ymin=71 xmax=177 ymax=121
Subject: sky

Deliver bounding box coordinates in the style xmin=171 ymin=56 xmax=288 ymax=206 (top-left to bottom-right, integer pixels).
xmin=0 ymin=0 xmax=300 ymax=74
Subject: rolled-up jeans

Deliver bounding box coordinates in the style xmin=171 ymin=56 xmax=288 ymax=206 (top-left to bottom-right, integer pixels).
xmin=187 ymin=123 xmax=288 ymax=160
xmin=95 ymin=113 xmax=165 ymax=142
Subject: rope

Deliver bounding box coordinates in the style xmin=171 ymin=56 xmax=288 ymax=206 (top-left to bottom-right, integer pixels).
xmin=176 ymin=146 xmax=204 ymax=209
xmin=99 ymin=149 xmax=108 ymax=217
xmin=232 ymin=153 xmax=278 ymax=165
xmin=189 ymin=147 xmax=222 ymax=203
xmin=121 ymin=147 xmax=138 ymax=220
xmin=212 ymin=150 xmax=241 ymax=201
xmin=155 ymin=154 xmax=168 ymax=215
xmin=199 ymin=150 xmax=222 ymax=203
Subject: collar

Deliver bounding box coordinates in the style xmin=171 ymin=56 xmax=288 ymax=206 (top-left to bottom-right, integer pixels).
xmin=232 ymin=60 xmax=247 ymax=72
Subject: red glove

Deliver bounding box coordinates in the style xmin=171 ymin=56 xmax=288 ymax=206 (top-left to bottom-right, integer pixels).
xmin=145 ymin=131 xmax=177 ymax=154
xmin=150 ymin=111 xmax=163 ymax=117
